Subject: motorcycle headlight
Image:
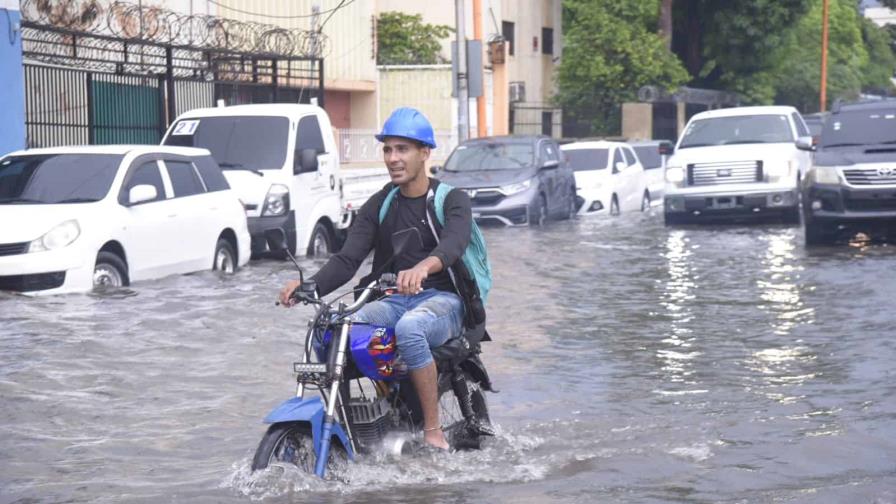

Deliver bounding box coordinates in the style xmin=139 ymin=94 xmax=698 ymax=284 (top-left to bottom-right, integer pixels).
xmin=262 ymin=184 xmax=290 ymax=216
xmin=665 ymin=166 xmax=685 ymax=184
xmin=810 ymin=166 xmax=841 ymax=185
xmin=29 ymin=219 xmax=80 ymax=253
xmin=500 ymin=179 xmax=532 ymax=195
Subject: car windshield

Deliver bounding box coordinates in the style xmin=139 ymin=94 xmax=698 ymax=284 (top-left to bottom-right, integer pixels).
xmin=164 ymin=116 xmax=289 ymax=171
xmin=0 ymin=154 xmax=122 ymax=204
xmin=443 ymin=142 xmax=535 ymax=171
xmin=678 ymin=114 xmax=793 ymax=148
xmin=564 ymin=148 xmax=609 ymax=171
xmin=820 ymin=109 xmax=896 ymax=148
xmin=632 ymin=146 xmax=661 ymax=169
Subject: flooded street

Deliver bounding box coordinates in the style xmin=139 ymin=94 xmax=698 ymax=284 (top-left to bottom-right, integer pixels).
xmin=2 ymin=210 xmax=896 ymax=503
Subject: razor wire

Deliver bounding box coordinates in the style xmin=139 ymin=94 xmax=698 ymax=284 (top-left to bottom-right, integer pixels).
xmin=19 ymin=0 xmax=328 ymax=58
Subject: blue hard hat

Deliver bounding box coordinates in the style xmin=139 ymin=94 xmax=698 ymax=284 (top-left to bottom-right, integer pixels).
xmin=375 ymin=107 xmax=437 ymax=148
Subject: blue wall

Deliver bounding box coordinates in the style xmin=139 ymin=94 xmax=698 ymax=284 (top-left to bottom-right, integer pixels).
xmin=0 ymin=7 xmax=25 ymax=156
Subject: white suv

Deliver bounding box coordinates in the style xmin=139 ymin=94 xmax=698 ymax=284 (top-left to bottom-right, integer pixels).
xmin=0 ymin=145 xmax=250 ymax=295
xmin=663 ymin=106 xmax=814 ymax=225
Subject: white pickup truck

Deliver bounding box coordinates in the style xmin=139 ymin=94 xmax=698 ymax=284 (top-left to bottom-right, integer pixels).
xmin=663 ymin=106 xmax=815 ymax=225
xmin=162 ymin=104 xmax=388 ymax=257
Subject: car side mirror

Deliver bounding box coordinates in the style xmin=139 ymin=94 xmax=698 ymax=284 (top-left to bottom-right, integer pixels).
xmin=295 ymin=148 xmax=319 ymax=174
xmin=128 ymin=184 xmax=158 ymax=205
xmin=541 ymin=159 xmax=560 ymax=170
xmin=614 ymin=161 xmax=627 ymax=174
xmin=795 ymin=136 xmax=815 ymax=151
xmin=430 ymin=164 xmax=441 ymax=175
xmin=658 ymin=142 xmax=674 ymax=156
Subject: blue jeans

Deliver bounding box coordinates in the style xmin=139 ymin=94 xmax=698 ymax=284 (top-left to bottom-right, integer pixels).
xmin=352 ymin=289 xmax=464 ymax=370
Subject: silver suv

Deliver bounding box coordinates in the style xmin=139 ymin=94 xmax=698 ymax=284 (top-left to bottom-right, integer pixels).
xmin=801 ymin=100 xmax=896 ymax=245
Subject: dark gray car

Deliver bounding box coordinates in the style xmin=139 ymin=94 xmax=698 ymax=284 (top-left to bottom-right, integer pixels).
xmin=434 ymin=136 xmax=577 ymax=226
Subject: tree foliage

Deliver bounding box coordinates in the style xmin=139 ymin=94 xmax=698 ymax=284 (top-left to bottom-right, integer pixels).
xmin=556 ymin=0 xmax=689 ymax=136
xmin=376 ymin=12 xmax=453 ymax=65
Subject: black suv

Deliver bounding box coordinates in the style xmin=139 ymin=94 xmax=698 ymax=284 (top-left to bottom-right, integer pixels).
xmin=801 ymin=100 xmax=896 ymax=245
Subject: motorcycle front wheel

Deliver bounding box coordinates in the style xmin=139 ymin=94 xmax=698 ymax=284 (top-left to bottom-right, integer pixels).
xmin=251 ymin=421 xmax=348 ymax=477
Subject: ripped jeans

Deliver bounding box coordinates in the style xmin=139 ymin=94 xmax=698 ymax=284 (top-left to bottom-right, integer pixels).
xmin=351 ymin=289 xmax=464 ymax=370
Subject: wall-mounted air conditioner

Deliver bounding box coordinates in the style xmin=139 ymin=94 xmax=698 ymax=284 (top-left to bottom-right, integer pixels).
xmin=509 ymin=81 xmax=525 ymax=103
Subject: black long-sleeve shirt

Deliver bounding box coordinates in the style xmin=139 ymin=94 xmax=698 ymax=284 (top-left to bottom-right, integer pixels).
xmin=310 ymin=179 xmax=472 ymax=296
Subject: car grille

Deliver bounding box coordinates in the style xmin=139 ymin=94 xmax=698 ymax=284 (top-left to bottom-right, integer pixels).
xmin=842 ymin=168 xmax=896 ymax=186
xmin=687 ymin=161 xmax=762 ymax=186
xmin=0 ymin=271 xmax=66 ymax=292
xmin=466 ymin=189 xmax=505 ymax=207
xmin=0 ymin=242 xmax=29 ymax=257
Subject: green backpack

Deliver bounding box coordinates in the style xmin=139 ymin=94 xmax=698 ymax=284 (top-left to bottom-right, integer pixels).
xmin=378 ymin=182 xmax=492 ymax=304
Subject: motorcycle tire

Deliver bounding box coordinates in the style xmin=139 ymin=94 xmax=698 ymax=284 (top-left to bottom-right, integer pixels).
xmin=438 ymin=371 xmax=492 ymax=449
xmin=251 ymin=421 xmax=348 ymax=477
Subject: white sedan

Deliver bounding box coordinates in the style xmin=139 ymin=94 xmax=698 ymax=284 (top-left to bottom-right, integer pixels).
xmin=561 ymin=140 xmax=650 ymax=216
xmin=0 ymin=145 xmax=250 ymax=295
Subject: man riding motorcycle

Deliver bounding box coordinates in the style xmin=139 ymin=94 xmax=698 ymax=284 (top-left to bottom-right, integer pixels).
xmin=279 ymin=107 xmax=475 ymax=450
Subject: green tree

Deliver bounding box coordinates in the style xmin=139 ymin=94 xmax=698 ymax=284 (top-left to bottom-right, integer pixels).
xmin=670 ymin=0 xmax=812 ymax=103
xmin=556 ymin=0 xmax=689 ymax=136
xmin=859 ymin=17 xmax=896 ymax=95
xmin=376 ymin=12 xmax=453 ymax=65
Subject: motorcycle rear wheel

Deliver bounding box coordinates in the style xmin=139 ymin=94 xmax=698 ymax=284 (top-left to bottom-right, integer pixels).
xmin=438 ymin=372 xmax=492 ymax=448
xmin=251 ymin=421 xmax=348 ymax=477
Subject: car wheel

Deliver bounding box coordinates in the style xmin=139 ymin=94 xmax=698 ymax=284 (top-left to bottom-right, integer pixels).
xmin=640 ymin=191 xmax=651 ymax=212
xmin=94 ymin=251 xmax=129 ymax=288
xmin=529 ymin=195 xmax=548 ymax=227
xmin=307 ymin=222 xmax=332 ymax=256
xmin=610 ymin=195 xmax=620 ymax=216
xmin=213 ymin=238 xmax=236 ymax=273
xmin=561 ymin=190 xmax=576 ymax=220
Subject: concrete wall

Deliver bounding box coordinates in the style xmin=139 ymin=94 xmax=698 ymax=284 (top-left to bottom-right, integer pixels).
xmin=0 ymin=1 xmax=25 ymax=155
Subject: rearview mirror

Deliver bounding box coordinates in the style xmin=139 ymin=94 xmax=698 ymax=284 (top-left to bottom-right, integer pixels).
xmin=295 ymin=148 xmax=319 ymax=174
xmin=430 ymin=164 xmax=441 ymax=175
xmin=795 ymin=136 xmax=815 ymax=151
xmin=128 ymin=184 xmax=158 ymax=205
xmin=541 ymin=160 xmax=560 ymax=170
xmin=614 ymin=161 xmax=627 ymax=174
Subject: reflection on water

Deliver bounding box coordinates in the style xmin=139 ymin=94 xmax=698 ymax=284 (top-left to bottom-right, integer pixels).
xmin=657 ymin=230 xmax=703 ymax=395
xmin=2 ymin=216 xmax=896 ymax=503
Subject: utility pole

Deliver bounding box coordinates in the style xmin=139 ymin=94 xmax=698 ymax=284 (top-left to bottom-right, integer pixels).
xmin=455 ymin=0 xmax=470 ymax=142
xmin=820 ymin=0 xmax=829 ymax=112
xmin=473 ymin=0 xmax=486 ymax=137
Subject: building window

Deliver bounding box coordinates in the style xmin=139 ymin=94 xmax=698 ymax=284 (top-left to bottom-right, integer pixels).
xmin=542 ymin=27 xmax=553 ymax=55
xmin=502 ymin=21 xmax=515 ymax=56
xmin=541 ymin=111 xmax=552 ymax=136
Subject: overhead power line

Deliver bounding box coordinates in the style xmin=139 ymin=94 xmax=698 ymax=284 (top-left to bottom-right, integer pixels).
xmin=206 ymin=0 xmax=354 ymax=21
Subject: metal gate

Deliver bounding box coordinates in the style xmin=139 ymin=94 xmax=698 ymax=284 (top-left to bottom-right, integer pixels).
xmin=20 ymin=0 xmax=325 ymax=148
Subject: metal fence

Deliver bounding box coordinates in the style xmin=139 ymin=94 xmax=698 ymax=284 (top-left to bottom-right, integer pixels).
xmin=337 ymin=129 xmax=458 ymax=164
xmin=21 ymin=15 xmax=323 ymax=148
xmin=510 ymin=102 xmax=562 ymax=137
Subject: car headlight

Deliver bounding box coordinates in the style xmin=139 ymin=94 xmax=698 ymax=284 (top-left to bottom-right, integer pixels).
xmin=766 ymin=159 xmax=796 ymax=179
xmin=500 ymin=179 xmax=532 ymax=195
xmin=810 ymin=166 xmax=841 ymax=185
xmin=29 ymin=219 xmax=80 ymax=253
xmin=262 ymin=184 xmax=290 ymax=216
xmin=665 ymin=166 xmax=685 ymax=184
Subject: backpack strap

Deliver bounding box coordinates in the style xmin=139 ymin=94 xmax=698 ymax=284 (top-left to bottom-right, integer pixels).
xmin=378 ymin=186 xmax=401 ymax=224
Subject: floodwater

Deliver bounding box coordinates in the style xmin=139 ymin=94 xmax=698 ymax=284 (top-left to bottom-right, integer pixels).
xmin=2 ymin=210 xmax=895 ymax=503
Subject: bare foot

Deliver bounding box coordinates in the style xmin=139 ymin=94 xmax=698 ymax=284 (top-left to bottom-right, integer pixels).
xmin=423 ymin=428 xmax=450 ymax=450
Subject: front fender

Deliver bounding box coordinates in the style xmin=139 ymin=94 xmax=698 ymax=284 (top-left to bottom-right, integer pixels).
xmin=262 ymin=396 xmax=354 ymax=459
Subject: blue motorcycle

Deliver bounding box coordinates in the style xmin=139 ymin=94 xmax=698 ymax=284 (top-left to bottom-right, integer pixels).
xmin=252 ymin=241 xmax=494 ymax=478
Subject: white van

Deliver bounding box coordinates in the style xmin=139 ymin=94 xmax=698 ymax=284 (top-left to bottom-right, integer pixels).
xmin=663 ymin=106 xmax=814 ymax=225
xmin=162 ymin=104 xmax=350 ymax=257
